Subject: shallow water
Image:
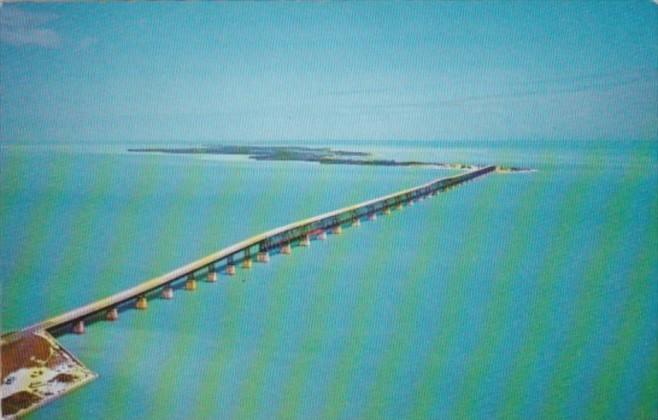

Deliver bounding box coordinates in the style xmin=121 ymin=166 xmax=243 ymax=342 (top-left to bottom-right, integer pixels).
xmin=1 ymin=142 xmax=656 ymax=419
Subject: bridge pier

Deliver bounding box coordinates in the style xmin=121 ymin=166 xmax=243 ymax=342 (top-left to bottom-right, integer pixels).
xmin=257 ymin=244 xmax=270 ymax=262
xmin=224 ymin=256 xmax=236 ymax=275
xmin=281 ymin=242 xmax=292 ymax=255
xmin=106 ymin=307 xmax=119 ymax=321
xmin=207 ymin=264 xmax=217 ymax=282
xmin=300 ymin=234 xmax=311 ymax=247
xmin=368 ymin=212 xmax=377 ymax=221
xmin=243 ymin=249 xmax=253 ymax=269
xmin=162 ymin=285 xmax=174 ymax=299
xmin=72 ymin=320 xmax=85 ymax=334
xmin=331 ymin=224 xmax=343 ymax=234
xmin=257 ymin=250 xmax=270 ymax=263
xmin=352 ymin=218 xmax=361 ymax=227
xmin=318 ymin=230 xmax=327 ymax=240
xmin=383 ymin=207 xmax=392 ymax=215
xmin=185 ymin=274 xmax=197 ymax=291
xmin=136 ymin=296 xmax=148 ymax=310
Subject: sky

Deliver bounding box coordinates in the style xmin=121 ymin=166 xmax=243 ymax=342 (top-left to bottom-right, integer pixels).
xmin=1 ymin=1 xmax=656 ymax=144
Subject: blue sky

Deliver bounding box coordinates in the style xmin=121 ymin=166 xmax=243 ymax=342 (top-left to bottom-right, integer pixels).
xmin=1 ymin=1 xmax=656 ymax=144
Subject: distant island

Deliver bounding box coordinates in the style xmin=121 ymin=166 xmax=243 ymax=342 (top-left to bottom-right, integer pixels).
xmin=127 ymin=145 xmax=533 ymax=172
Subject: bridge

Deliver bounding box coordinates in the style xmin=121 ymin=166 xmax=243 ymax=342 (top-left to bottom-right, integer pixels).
xmin=1 ymin=165 xmax=496 ymax=417
xmin=16 ymin=165 xmax=497 ymax=337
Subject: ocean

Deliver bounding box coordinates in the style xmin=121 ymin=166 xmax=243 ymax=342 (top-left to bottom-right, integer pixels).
xmin=1 ymin=141 xmax=656 ymax=419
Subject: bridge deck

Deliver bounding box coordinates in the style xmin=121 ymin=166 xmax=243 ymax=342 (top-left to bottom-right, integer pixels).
xmin=11 ymin=165 xmax=496 ymax=337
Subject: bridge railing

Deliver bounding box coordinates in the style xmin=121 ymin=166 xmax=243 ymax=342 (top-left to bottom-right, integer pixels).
xmin=19 ymin=165 xmax=496 ymax=336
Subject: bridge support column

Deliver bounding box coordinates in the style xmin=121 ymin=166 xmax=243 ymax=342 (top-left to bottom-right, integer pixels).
xmin=162 ymin=286 xmax=174 ymax=299
xmin=242 ymin=250 xmax=253 ymax=269
xmin=207 ymin=264 xmax=217 ymax=282
xmin=368 ymin=213 xmax=377 ymax=221
xmin=136 ymin=296 xmax=148 ymax=310
xmin=383 ymin=207 xmax=391 ymax=215
xmin=352 ymin=218 xmax=361 ymax=227
xmin=396 ymin=202 xmax=403 ymax=210
xmin=318 ymin=230 xmax=327 ymax=240
xmin=225 ymin=256 xmax=237 ymax=275
xmin=331 ymin=225 xmax=343 ymax=234
xmin=106 ymin=307 xmax=119 ymax=321
xmin=281 ymin=243 xmax=292 ymax=255
xmin=226 ymin=263 xmax=236 ymax=275
xmin=72 ymin=320 xmax=85 ymax=334
xmin=300 ymin=234 xmax=311 ymax=247
xmin=257 ymin=250 xmax=270 ymax=263
xmin=185 ymin=274 xmax=197 ymax=291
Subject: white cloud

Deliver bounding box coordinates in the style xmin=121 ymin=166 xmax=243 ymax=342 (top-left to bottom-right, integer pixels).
xmin=0 ymin=6 xmax=61 ymax=48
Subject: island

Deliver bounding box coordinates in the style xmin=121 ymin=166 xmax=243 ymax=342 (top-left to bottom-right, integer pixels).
xmin=127 ymin=145 xmax=534 ymax=172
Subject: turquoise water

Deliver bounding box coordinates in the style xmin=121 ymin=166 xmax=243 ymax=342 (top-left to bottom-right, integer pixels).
xmin=1 ymin=142 xmax=656 ymax=419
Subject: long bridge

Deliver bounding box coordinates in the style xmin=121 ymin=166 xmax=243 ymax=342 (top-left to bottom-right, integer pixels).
xmin=18 ymin=165 xmax=497 ymax=337
xmin=2 ymin=165 xmax=497 ymax=417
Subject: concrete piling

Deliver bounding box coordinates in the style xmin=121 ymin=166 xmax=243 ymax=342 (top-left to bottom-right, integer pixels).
xmin=257 ymin=251 xmax=270 ymax=263
xmin=106 ymin=308 xmax=119 ymax=321
xmin=242 ymin=257 xmax=253 ymax=269
xmin=208 ymin=264 xmax=217 ymax=282
xmin=162 ymin=286 xmax=174 ymax=299
xmin=72 ymin=320 xmax=85 ymax=334
xmin=226 ymin=263 xmax=237 ymax=275
xmin=185 ymin=274 xmax=197 ymax=291
xmin=135 ymin=296 xmax=148 ymax=310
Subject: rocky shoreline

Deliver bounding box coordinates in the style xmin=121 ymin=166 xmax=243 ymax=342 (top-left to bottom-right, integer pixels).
xmin=1 ymin=330 xmax=97 ymax=418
